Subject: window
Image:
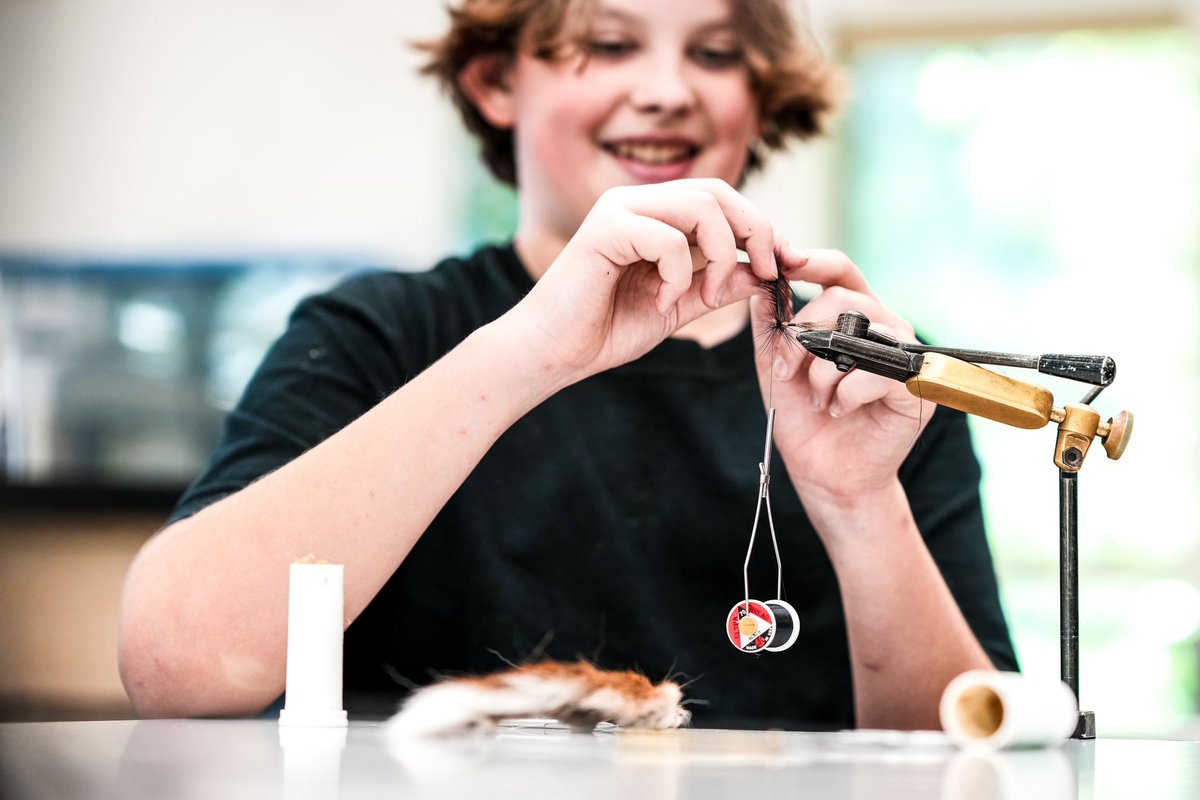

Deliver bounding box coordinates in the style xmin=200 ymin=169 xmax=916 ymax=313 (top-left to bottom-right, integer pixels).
xmin=843 ymin=26 xmax=1200 ymax=735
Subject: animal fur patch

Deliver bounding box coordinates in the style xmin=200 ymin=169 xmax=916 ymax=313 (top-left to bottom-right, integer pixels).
xmin=386 ymin=660 xmax=690 ymax=737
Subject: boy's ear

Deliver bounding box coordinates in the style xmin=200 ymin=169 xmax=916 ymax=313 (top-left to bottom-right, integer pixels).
xmin=458 ymin=53 xmax=516 ymax=129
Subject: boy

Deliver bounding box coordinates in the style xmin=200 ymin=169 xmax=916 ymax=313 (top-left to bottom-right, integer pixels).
xmin=118 ymin=0 xmax=1015 ymax=729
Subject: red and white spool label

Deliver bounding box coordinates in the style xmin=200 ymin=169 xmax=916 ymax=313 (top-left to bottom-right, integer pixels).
xmin=726 ymin=599 xmax=776 ymax=653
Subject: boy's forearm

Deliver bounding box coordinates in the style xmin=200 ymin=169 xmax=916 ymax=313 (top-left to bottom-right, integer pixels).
xmin=801 ymin=480 xmax=994 ymax=731
xmin=118 ymin=315 xmax=574 ymax=718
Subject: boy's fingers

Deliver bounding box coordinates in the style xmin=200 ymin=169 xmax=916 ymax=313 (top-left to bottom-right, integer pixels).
xmin=775 ymin=241 xmax=810 ymax=277
xmin=588 ymin=180 xmax=794 ymax=316
xmin=617 ymin=187 xmax=738 ymax=307
xmin=599 ymin=212 xmax=694 ymax=313
xmin=685 ymin=193 xmax=741 ymax=307
xmin=621 ymin=181 xmax=777 ymax=285
xmin=683 ymin=179 xmax=778 ymax=282
xmin=804 ymin=357 xmax=846 ymax=411
xmin=795 ymin=282 xmax=915 ymax=344
xmin=668 ymin=263 xmax=761 ymax=327
xmin=831 ymin=370 xmax=894 ymax=417
xmin=862 ymin=320 xmax=916 ymax=350
xmin=790 ymin=248 xmax=872 ymax=294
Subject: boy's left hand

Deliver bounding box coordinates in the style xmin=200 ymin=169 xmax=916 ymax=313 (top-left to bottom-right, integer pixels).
xmin=751 ymin=247 xmax=933 ymax=521
xmin=510 ymin=179 xmax=779 ymax=384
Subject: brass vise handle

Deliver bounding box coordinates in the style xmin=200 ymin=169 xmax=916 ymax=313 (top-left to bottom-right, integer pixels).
xmin=903 ymin=352 xmax=1133 ymax=472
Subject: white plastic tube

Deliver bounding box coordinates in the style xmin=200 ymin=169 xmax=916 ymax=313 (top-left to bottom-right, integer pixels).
xmin=939 ymin=670 xmax=1077 ymax=750
xmin=279 ymin=562 xmax=348 ymax=727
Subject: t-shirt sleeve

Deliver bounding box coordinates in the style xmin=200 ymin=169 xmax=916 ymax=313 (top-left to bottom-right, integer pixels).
xmin=900 ymin=405 xmax=1020 ymax=672
xmin=167 ymin=278 xmax=412 ymax=524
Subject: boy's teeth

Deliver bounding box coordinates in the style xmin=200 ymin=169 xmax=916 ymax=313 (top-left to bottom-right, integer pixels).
xmin=609 ymin=142 xmax=693 ymax=164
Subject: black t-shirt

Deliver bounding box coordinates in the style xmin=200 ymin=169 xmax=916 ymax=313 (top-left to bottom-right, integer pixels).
xmin=172 ymin=243 xmax=1017 ymax=729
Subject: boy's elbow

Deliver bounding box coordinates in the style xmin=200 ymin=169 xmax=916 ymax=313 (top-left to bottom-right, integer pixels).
xmin=118 ymin=527 xmax=181 ymax=715
xmin=118 ymin=583 xmax=201 ymax=718
xmin=118 ymin=596 xmax=182 ymax=717
xmin=118 ymin=608 xmax=274 ymax=719
xmin=117 ymin=547 xmax=272 ymax=719
xmin=118 ymin=633 xmax=173 ymax=718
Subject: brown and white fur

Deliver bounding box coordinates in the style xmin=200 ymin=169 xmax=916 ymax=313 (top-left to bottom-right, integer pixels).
xmin=386 ymin=661 xmax=690 ymax=737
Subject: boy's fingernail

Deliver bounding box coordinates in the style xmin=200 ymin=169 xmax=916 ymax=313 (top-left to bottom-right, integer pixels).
xmin=773 ymin=355 xmax=788 ymax=379
xmin=829 ymin=401 xmax=843 ymax=418
xmin=788 ymin=244 xmax=809 ymax=263
xmin=811 ymin=392 xmax=823 ymax=411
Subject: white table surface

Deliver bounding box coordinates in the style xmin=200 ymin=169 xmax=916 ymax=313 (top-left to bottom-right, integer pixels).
xmin=1 ymin=718 xmax=1197 ymax=799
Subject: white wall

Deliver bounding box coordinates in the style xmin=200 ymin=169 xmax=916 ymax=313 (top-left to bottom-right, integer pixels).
xmin=0 ymin=0 xmax=463 ymax=266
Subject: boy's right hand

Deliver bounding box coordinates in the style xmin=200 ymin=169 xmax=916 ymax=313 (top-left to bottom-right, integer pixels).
xmin=507 ymin=179 xmax=780 ymax=385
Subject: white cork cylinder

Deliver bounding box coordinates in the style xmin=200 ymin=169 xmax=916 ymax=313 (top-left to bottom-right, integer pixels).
xmin=279 ymin=562 xmax=348 ymax=727
xmin=940 ymin=670 xmax=1077 ymax=750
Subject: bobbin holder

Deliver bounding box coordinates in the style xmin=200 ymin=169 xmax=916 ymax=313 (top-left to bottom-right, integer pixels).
xmin=792 ymin=311 xmax=1135 ymax=740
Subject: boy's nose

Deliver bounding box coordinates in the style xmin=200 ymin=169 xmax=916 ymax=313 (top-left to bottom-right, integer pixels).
xmin=629 ymin=56 xmax=697 ymax=115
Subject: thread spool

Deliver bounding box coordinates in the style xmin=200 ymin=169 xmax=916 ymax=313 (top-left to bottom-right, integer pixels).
xmin=726 ymin=600 xmax=776 ymax=652
xmin=763 ymin=600 xmax=799 ymax=652
xmin=939 ymin=670 xmax=1077 ymax=750
xmin=725 ymin=599 xmax=801 ymax=654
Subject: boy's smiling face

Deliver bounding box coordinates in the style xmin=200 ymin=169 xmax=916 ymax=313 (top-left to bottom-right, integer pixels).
xmin=469 ymin=0 xmax=761 ymax=266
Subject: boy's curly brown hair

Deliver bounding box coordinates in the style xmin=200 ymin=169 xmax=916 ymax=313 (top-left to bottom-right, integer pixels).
xmin=417 ymin=0 xmax=844 ymax=185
